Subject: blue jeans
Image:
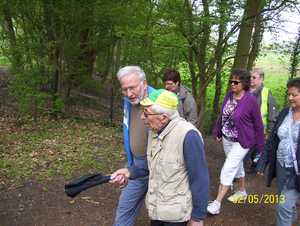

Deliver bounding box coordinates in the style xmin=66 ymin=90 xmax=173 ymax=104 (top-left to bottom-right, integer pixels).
xmin=276 ymin=160 xmax=300 ymax=226
xmin=114 ymin=155 xmax=149 ymax=226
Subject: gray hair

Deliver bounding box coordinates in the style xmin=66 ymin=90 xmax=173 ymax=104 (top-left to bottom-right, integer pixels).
xmin=151 ymin=104 xmax=179 ymax=120
xmin=250 ymin=68 xmax=264 ymax=80
xmin=116 ymin=66 xmax=146 ymax=81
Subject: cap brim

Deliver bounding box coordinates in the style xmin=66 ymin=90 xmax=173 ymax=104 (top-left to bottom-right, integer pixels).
xmin=140 ymin=98 xmax=155 ymax=106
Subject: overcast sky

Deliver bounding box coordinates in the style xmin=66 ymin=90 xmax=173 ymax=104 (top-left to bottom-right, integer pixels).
xmin=264 ymin=10 xmax=300 ymax=44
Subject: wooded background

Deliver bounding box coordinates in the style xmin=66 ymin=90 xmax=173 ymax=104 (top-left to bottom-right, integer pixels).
xmin=1 ymin=0 xmax=300 ymax=134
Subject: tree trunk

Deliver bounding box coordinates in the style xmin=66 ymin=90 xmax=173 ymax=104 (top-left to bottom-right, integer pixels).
xmin=247 ymin=13 xmax=264 ymax=71
xmin=226 ymin=0 xmax=262 ymax=92
xmin=210 ymin=0 xmax=227 ymax=133
xmin=2 ymin=7 xmax=23 ymax=71
xmin=195 ymin=0 xmax=210 ymax=132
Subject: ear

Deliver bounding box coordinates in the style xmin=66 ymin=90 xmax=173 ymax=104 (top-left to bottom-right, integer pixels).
xmin=142 ymin=79 xmax=147 ymax=87
xmin=161 ymin=114 xmax=169 ymax=124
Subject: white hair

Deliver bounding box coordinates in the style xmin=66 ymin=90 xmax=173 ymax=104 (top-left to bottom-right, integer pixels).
xmin=116 ymin=66 xmax=146 ymax=81
xmin=250 ymin=68 xmax=264 ymax=80
xmin=151 ymin=104 xmax=179 ymax=120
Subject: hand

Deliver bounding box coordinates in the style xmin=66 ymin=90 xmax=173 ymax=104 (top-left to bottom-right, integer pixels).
xmin=215 ymin=137 xmax=222 ymax=142
xmin=189 ymin=219 xmax=203 ymax=226
xmin=265 ymin=132 xmax=271 ymax=142
xmin=109 ymin=168 xmax=130 ymax=184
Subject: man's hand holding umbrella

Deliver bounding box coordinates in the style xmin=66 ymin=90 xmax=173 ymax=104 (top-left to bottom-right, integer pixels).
xmin=110 ymin=168 xmax=130 ymax=188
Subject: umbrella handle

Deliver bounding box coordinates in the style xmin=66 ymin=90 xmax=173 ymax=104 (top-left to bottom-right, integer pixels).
xmin=119 ymin=175 xmax=128 ymax=189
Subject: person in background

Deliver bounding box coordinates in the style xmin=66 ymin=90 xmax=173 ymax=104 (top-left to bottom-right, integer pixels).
xmin=162 ymin=68 xmax=198 ymax=127
xmin=243 ymin=68 xmax=277 ymax=173
xmin=207 ymin=69 xmax=264 ymax=215
xmin=110 ymin=89 xmax=210 ymax=226
xmin=257 ymin=77 xmax=300 ymax=226
xmin=114 ymin=66 xmax=155 ymax=226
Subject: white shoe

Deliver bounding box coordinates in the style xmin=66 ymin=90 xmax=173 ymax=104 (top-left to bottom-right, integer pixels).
xmin=227 ymin=190 xmax=247 ymax=203
xmin=207 ymin=200 xmax=221 ymax=214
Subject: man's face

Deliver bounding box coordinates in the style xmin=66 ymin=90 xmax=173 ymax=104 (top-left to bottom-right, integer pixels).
xmin=250 ymin=72 xmax=263 ymax=89
xmin=164 ymin=80 xmax=179 ymax=93
xmin=120 ymin=73 xmax=147 ymax=105
xmin=141 ymin=106 xmax=166 ymax=132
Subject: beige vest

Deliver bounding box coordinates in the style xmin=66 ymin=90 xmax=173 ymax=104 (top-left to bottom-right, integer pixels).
xmin=146 ymin=115 xmax=202 ymax=222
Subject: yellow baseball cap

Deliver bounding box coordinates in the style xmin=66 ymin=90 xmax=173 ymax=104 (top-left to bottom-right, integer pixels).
xmin=140 ymin=89 xmax=179 ymax=109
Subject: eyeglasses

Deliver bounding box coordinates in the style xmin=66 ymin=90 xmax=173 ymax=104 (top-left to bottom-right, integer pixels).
xmin=164 ymin=82 xmax=174 ymax=87
xmin=142 ymin=107 xmax=163 ymax=118
xmin=119 ymin=81 xmax=142 ymax=93
xmin=251 ymin=76 xmax=260 ymax=80
xmin=229 ymin=80 xmax=242 ymax=85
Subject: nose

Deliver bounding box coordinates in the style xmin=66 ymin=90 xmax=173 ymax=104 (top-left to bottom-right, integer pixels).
xmin=141 ymin=112 xmax=146 ymax=120
xmin=124 ymin=89 xmax=134 ymax=96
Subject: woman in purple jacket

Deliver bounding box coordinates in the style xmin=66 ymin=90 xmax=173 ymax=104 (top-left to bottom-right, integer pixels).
xmin=207 ymin=68 xmax=265 ymax=215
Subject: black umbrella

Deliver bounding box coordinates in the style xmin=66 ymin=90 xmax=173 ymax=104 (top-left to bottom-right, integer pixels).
xmin=64 ymin=173 xmax=111 ymax=198
xmin=64 ymin=173 xmax=128 ymax=198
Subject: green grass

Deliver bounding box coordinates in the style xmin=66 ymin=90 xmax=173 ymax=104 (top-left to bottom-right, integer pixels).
xmin=0 ymin=115 xmax=125 ymax=188
xmin=256 ymin=52 xmax=294 ymax=111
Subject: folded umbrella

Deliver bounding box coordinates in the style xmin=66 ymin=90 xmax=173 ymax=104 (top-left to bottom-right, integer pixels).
xmin=64 ymin=173 xmax=128 ymax=198
xmin=64 ymin=173 xmax=111 ymax=198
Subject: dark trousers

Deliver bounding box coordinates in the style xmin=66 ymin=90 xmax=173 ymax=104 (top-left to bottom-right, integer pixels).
xmin=243 ymin=145 xmax=258 ymax=168
xmin=150 ymin=220 xmax=188 ymax=226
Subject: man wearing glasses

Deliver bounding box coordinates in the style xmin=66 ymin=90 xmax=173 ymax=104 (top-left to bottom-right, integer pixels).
xmin=114 ymin=66 xmax=155 ymax=226
xmin=110 ymin=89 xmax=209 ymax=226
xmin=162 ymin=69 xmax=197 ymax=127
xmin=243 ymin=68 xmax=277 ymax=173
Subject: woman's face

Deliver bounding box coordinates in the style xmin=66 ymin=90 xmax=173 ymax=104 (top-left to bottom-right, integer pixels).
xmin=288 ymin=86 xmax=300 ymax=109
xmin=230 ymin=76 xmax=244 ymax=93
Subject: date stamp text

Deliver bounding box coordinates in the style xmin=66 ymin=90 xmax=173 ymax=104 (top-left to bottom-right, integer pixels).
xmin=233 ymin=194 xmax=285 ymax=204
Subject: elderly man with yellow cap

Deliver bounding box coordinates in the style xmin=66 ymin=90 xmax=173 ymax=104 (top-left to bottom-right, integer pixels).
xmin=110 ymin=89 xmax=210 ymax=226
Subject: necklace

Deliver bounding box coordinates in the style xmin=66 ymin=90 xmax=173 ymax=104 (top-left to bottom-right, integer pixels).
xmin=293 ymin=109 xmax=300 ymax=117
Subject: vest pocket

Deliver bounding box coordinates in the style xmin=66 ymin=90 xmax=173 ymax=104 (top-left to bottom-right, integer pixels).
xmin=159 ymin=153 xmax=183 ymax=183
xmin=156 ymin=193 xmax=186 ymax=221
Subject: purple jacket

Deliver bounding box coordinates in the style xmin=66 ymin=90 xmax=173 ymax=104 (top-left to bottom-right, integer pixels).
xmin=213 ymin=91 xmax=265 ymax=153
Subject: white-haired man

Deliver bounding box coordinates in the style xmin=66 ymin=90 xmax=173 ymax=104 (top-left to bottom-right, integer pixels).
xmin=114 ymin=66 xmax=155 ymax=226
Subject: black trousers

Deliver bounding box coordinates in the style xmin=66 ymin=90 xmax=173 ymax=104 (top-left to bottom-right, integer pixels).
xmin=150 ymin=220 xmax=188 ymax=226
xmin=243 ymin=144 xmax=259 ymax=168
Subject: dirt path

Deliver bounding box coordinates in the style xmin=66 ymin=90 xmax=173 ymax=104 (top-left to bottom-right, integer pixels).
xmin=1 ymin=137 xmax=300 ymax=226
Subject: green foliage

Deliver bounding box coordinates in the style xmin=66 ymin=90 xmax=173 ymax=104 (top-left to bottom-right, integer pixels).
xmin=0 ymin=56 xmax=11 ymax=66
xmin=52 ymin=98 xmax=65 ymax=115
xmin=9 ymin=68 xmax=51 ymax=116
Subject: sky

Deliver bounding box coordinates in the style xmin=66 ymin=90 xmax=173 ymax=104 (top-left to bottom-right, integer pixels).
xmin=264 ymin=10 xmax=300 ymax=44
